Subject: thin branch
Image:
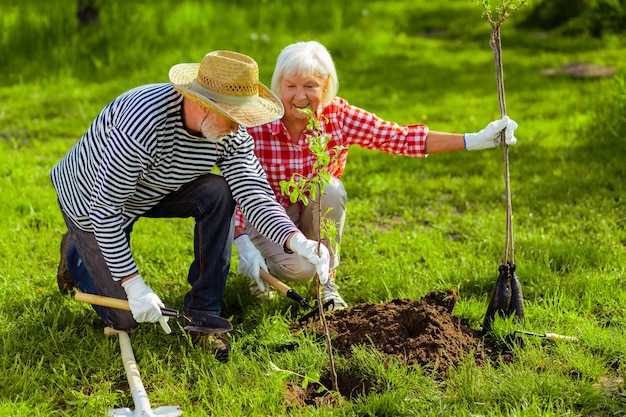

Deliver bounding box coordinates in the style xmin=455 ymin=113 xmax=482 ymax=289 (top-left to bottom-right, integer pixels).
xmin=479 ymin=0 xmax=527 ymax=264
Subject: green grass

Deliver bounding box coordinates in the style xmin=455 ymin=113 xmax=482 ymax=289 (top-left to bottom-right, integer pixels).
xmin=1 ymin=0 xmax=626 ymax=415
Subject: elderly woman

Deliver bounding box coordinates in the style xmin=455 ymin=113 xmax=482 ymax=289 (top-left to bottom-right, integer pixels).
xmin=234 ymin=41 xmax=518 ymax=308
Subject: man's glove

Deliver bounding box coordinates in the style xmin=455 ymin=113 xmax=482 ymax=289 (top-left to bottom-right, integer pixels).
xmin=234 ymin=234 xmax=268 ymax=291
xmin=464 ymin=116 xmax=518 ymax=151
xmin=121 ymin=275 xmax=171 ymax=334
xmin=288 ymin=232 xmax=330 ymax=285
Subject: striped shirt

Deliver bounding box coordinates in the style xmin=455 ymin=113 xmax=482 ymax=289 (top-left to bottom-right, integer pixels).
xmin=237 ymin=96 xmax=429 ymax=227
xmin=51 ymin=83 xmax=296 ymax=280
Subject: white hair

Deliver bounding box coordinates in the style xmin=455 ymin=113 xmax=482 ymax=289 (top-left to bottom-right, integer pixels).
xmin=271 ymin=41 xmax=339 ymax=107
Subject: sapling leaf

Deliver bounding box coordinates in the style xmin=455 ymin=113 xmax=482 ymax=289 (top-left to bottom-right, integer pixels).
xmin=289 ymin=190 xmax=299 ymax=204
xmin=310 ymin=183 xmax=318 ymax=201
xmin=303 ymin=371 xmax=320 ymax=388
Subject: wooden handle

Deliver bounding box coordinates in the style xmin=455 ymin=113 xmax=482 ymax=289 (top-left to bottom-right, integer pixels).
xmin=259 ymin=268 xmax=291 ymax=295
xmin=104 ymin=328 xmax=154 ymax=412
xmin=74 ymin=291 xmax=131 ymax=311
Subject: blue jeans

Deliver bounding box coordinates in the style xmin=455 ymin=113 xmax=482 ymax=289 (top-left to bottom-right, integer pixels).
xmin=62 ymin=173 xmax=235 ymax=330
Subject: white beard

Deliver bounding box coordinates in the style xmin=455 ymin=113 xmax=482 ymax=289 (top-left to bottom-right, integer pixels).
xmin=201 ymin=113 xmax=232 ymax=142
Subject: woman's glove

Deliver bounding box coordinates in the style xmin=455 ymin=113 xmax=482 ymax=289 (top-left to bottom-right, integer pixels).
xmin=121 ymin=275 xmax=171 ymax=334
xmin=288 ymin=232 xmax=330 ymax=285
xmin=234 ymin=234 xmax=268 ymax=291
xmin=464 ymin=116 xmax=518 ymax=150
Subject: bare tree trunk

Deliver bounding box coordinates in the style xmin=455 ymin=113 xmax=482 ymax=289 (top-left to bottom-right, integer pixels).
xmin=77 ymin=0 xmax=99 ymax=28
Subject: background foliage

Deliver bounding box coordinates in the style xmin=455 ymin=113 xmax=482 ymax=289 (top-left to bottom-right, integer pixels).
xmin=521 ymin=0 xmax=626 ymax=36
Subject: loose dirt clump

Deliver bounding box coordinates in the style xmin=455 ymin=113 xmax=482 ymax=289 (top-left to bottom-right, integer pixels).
xmin=285 ymin=373 xmax=375 ymax=407
xmin=308 ymin=289 xmax=500 ymax=371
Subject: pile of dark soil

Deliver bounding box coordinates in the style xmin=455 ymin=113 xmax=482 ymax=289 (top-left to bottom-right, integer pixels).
xmin=309 ymin=289 xmax=495 ymax=371
xmin=286 ymin=289 xmax=512 ymax=406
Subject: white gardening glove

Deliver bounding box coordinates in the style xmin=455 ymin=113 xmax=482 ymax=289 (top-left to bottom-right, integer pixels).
xmin=288 ymin=232 xmax=330 ymax=285
xmin=464 ymin=116 xmax=518 ymax=151
xmin=234 ymin=234 xmax=268 ymax=291
xmin=121 ymin=275 xmax=171 ymax=334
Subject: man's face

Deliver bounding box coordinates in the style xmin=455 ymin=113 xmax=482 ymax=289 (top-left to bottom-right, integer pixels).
xmin=200 ymin=110 xmax=239 ymax=142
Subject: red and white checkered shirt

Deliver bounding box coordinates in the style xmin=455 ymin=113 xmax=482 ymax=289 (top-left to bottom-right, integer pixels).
xmin=237 ymin=96 xmax=429 ymax=227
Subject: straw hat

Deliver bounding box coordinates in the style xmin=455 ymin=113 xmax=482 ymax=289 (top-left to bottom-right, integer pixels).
xmin=169 ymin=50 xmax=284 ymax=127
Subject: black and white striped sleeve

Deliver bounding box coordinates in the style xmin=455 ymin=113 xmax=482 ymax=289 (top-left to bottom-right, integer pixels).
xmin=218 ymin=129 xmax=297 ymax=247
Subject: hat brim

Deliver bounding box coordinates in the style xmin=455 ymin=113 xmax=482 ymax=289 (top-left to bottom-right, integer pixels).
xmin=169 ymin=63 xmax=284 ymax=127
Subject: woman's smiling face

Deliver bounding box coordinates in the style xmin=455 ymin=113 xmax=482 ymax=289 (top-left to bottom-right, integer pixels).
xmin=279 ymin=73 xmax=326 ymax=122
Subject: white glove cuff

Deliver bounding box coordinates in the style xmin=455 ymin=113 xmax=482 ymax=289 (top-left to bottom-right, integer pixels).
xmin=121 ymin=274 xmax=147 ymax=293
xmin=463 ymin=132 xmax=495 ymax=151
xmin=234 ymin=233 xmax=253 ymax=251
xmin=288 ymin=232 xmax=308 ymax=252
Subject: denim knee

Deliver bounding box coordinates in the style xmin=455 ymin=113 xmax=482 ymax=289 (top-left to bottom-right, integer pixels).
xmin=195 ymin=175 xmax=235 ymax=216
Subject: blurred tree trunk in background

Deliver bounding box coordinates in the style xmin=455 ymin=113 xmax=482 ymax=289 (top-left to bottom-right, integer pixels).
xmin=77 ymin=0 xmax=99 ymax=28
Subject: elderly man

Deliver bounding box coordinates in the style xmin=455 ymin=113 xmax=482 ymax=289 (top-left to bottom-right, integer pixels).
xmin=51 ymin=50 xmax=329 ymax=361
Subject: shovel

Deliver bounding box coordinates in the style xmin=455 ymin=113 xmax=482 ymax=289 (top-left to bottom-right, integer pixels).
xmin=104 ymin=327 xmax=183 ymax=417
xmin=259 ymin=268 xmax=313 ymax=309
xmin=258 ymin=269 xmax=334 ymax=322
xmin=74 ymin=291 xmax=232 ymax=334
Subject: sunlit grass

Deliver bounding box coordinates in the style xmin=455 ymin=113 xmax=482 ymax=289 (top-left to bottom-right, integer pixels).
xmin=1 ymin=0 xmax=625 ymax=415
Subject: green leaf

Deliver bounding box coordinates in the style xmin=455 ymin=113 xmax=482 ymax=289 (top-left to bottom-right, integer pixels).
xmin=289 ymin=190 xmax=299 ymax=203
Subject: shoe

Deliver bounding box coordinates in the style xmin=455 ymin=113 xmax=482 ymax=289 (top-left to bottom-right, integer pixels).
xmin=321 ymin=272 xmax=347 ymax=310
xmin=249 ymin=279 xmax=275 ymax=300
xmin=210 ymin=335 xmax=231 ymax=363
xmin=57 ymin=233 xmax=75 ymax=294
xmin=190 ymin=333 xmax=231 ymax=363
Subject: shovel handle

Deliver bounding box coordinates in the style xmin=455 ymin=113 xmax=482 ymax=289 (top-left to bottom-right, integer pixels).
xmin=259 ymin=269 xmax=312 ymax=309
xmin=75 ymin=291 xmax=131 ymax=311
xmin=74 ymin=291 xmax=180 ymax=318
xmin=259 ymin=269 xmax=290 ymax=295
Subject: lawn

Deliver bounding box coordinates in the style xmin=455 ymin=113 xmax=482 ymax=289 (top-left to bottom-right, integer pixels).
xmin=1 ymin=0 xmax=625 ymax=415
